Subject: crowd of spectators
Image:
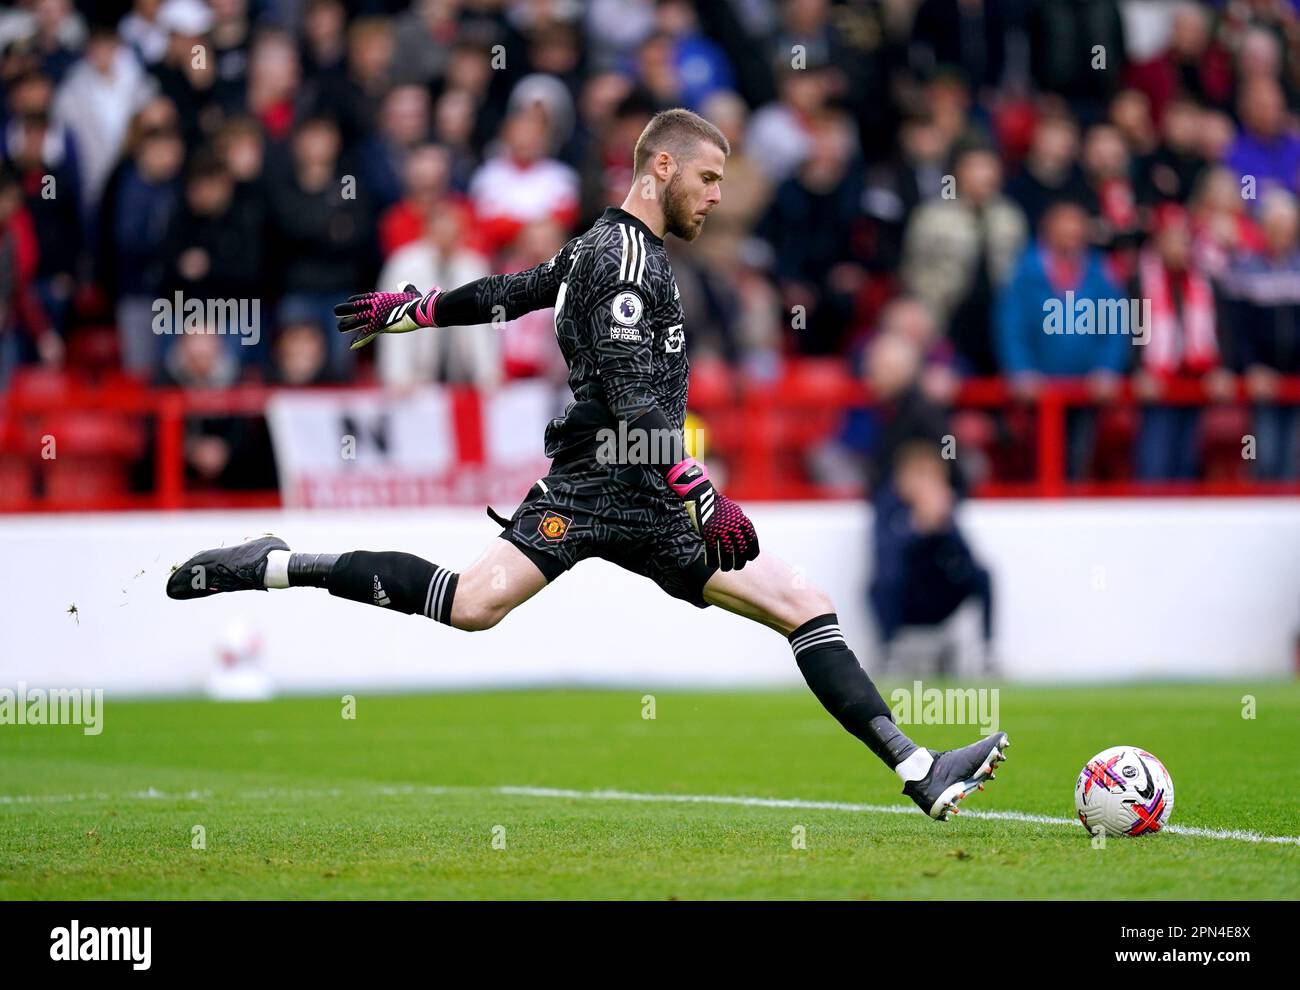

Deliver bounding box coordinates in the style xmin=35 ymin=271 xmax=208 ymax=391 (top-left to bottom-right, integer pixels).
xmin=1 ymin=0 xmax=1299 ymax=487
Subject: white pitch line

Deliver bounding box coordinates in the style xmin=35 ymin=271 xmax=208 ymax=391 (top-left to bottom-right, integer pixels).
xmin=494 ymin=786 xmax=1300 ymax=846
xmin=2 ymin=784 xmax=1297 ymax=847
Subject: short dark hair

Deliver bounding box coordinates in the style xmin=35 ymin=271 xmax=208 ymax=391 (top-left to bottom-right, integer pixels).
xmin=633 ymin=108 xmax=730 ymax=175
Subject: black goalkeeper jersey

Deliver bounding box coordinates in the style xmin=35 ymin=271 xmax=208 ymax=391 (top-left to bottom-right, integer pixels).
xmin=445 ymin=207 xmax=689 ymax=464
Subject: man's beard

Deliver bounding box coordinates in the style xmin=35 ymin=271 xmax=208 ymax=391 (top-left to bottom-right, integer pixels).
xmin=663 ymin=173 xmax=704 ymax=241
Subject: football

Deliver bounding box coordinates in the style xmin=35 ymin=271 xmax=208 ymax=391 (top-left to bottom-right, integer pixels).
xmin=1074 ymin=746 xmax=1175 ymax=837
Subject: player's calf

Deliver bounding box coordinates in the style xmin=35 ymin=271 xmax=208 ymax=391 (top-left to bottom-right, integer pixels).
xmin=167 ymin=535 xmax=546 ymax=633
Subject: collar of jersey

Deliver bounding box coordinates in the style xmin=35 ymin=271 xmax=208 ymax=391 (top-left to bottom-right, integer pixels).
xmin=601 ymin=207 xmax=665 ymax=247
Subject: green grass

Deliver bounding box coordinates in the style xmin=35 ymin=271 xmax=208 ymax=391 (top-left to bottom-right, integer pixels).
xmin=1 ymin=683 xmax=1297 ymax=899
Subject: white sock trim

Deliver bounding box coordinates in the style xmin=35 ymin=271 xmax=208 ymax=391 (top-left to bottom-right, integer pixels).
xmin=895 ymin=747 xmax=934 ymax=783
xmin=264 ymin=549 xmax=291 ymax=589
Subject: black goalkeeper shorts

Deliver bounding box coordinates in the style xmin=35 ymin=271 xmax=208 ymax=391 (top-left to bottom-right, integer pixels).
xmin=495 ymin=462 xmax=717 ymax=608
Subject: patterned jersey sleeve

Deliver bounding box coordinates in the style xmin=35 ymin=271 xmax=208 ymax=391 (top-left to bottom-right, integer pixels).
xmin=582 ymin=236 xmax=658 ymax=422
xmin=433 ymin=236 xmax=580 ymax=327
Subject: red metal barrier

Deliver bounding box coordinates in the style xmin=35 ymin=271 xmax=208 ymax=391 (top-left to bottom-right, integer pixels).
xmin=2 ymin=371 xmax=1299 ymax=512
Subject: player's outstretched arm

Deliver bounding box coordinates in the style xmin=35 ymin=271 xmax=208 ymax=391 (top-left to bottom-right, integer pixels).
xmin=334 ymin=238 xmax=579 ymax=350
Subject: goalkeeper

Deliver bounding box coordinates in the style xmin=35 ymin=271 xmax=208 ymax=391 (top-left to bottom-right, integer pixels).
xmin=167 ymin=109 xmax=1008 ymax=821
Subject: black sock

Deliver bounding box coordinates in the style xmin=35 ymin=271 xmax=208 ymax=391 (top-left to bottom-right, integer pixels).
xmin=789 ymin=613 xmax=918 ymax=769
xmin=292 ymin=550 xmax=458 ymax=625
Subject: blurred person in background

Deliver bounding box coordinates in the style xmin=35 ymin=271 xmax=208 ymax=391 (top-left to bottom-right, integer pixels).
xmin=1219 ymin=188 xmax=1300 ymax=480
xmin=269 ymin=315 xmax=338 ymax=387
xmin=1133 ymin=203 xmax=1235 ymax=480
xmin=430 ymin=86 xmax=481 ymax=191
xmin=1133 ymin=95 xmax=1208 ymax=209
xmin=375 ymin=200 xmax=495 ymax=389
xmin=1189 ymin=165 xmax=1267 ymax=279
xmin=469 ymin=106 xmax=578 ymax=254
xmin=209 ymin=0 xmax=253 ymax=116
xmin=245 ymin=25 xmax=301 ymax=142
xmin=670 ymin=89 xmax=772 ymax=365
xmin=902 ymin=139 xmax=1028 ymax=376
xmin=268 ymin=114 xmax=375 ymax=378
xmin=858 ymin=330 xmax=992 ymax=675
xmin=159 ymin=150 xmax=266 ymax=354
xmin=0 ymin=164 xmax=59 ymax=385
xmin=1006 ymin=112 xmax=1090 ymax=234
xmin=861 ymin=111 xmax=953 ymax=275
xmin=496 ymin=217 xmax=568 ymax=383
xmin=759 ymin=110 xmax=869 ymax=356
xmin=110 ymin=122 xmax=185 ymax=376
xmin=1080 ymin=122 xmax=1141 ymax=279
xmin=378 ymin=142 xmax=463 ymax=258
xmin=303 ymin=15 xmax=393 ymax=146
xmin=1108 ymin=89 xmax=1157 ymax=161
xmin=996 ymin=199 xmax=1130 ymax=478
xmin=299 ymin=0 xmax=346 ymax=84
xmin=1226 ymin=75 xmax=1300 ymax=197
xmin=389 ymin=0 xmax=459 ymax=88
xmin=157 ymin=325 xmax=274 ymax=489
xmin=2 ymin=70 xmax=79 ymax=340
xmin=745 ymin=62 xmax=829 ymax=185
xmin=120 ymin=0 xmax=169 ymax=68
xmin=1027 ymin=0 xmax=1127 ymax=122
xmin=52 ymin=24 xmax=156 ymax=213
xmin=870 ymin=440 xmax=993 ymax=677
xmin=639 ymin=1 xmax=734 ymax=113
xmin=152 ymin=0 xmax=217 ymax=149
xmin=357 ymin=82 xmax=431 ymax=211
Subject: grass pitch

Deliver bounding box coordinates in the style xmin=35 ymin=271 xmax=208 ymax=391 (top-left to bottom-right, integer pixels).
xmin=1 ymin=682 xmax=1297 ymax=900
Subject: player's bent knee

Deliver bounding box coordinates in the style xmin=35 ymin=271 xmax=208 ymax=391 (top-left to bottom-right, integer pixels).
xmin=450 ymin=596 xmax=510 ymax=632
xmin=786 ymin=585 xmax=835 ymax=628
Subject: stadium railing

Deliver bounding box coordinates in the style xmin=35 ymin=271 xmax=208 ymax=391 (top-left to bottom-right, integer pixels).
xmin=2 ymin=366 xmax=1299 ymax=512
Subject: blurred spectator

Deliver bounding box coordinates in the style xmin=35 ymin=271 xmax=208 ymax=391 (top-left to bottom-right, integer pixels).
xmin=498 ymin=219 xmax=569 ymax=383
xmin=268 ymin=115 xmax=375 ymax=376
xmin=1133 ymin=204 xmax=1233 ymax=480
xmin=375 ymin=201 xmax=495 ymax=389
xmin=745 ymin=64 xmax=828 ymax=185
xmin=120 ymin=0 xmax=169 ymax=68
xmin=1220 ymin=189 xmax=1300 ymax=480
xmin=469 ymin=107 xmax=578 ymax=255
xmin=1189 ymin=165 xmax=1267 ymax=278
xmin=111 ymin=123 xmax=185 ymax=376
xmin=270 ymin=316 xmax=337 ymax=387
xmin=1006 ymin=113 xmax=1091 ymax=233
xmin=870 ymin=440 xmax=993 ymax=676
xmin=1133 ymin=96 xmax=1208 ymax=209
xmin=909 ymin=0 xmax=1007 ymax=93
xmin=1027 ymin=0 xmax=1127 ymax=120
xmin=300 ymin=0 xmax=346 ymax=83
xmin=642 ymin=1 xmax=734 ymax=112
xmin=357 ymin=83 xmax=432 ymax=211
xmin=760 ymin=111 xmax=869 ymax=355
xmin=52 ymin=26 xmax=156 ymax=212
xmin=389 ymin=0 xmax=458 ymax=87
xmin=152 ymin=0 xmax=217 ymax=149
xmin=862 ymin=112 xmax=953 ymax=274
xmin=245 ymin=26 xmax=300 ymax=142
xmin=0 ymin=165 xmax=58 ymax=385
xmin=862 ymin=329 xmax=951 ymax=494
xmin=3 ymin=71 xmax=80 ymax=338
xmin=1226 ymin=76 xmax=1300 ymax=197
xmin=876 ymin=295 xmax=960 ymax=407
xmin=902 ymin=140 xmax=1028 ymax=375
xmin=158 ymin=327 xmax=274 ymax=488
xmin=160 ymin=150 xmax=265 ymax=312
xmin=996 ymin=200 xmax=1130 ymax=477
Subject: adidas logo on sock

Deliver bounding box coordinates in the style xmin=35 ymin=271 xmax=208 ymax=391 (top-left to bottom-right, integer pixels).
xmin=373 ymin=575 xmax=391 ymax=607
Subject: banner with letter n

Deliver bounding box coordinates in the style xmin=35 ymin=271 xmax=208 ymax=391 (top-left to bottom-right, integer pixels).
xmin=266 ymin=383 xmax=555 ymax=508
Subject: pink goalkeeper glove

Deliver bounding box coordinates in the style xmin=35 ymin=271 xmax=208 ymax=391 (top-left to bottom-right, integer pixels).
xmin=334 ymin=281 xmax=442 ymax=350
xmin=666 ymin=457 xmax=760 ymax=572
